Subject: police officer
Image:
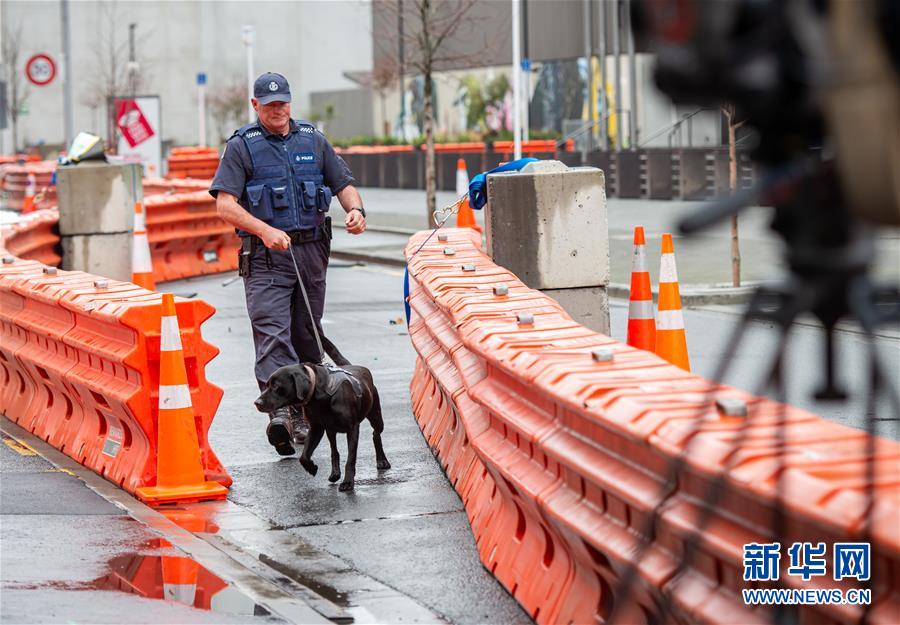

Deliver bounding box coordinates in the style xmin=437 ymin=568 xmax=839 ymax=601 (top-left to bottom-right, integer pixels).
xmin=209 ymin=72 xmax=366 ymax=456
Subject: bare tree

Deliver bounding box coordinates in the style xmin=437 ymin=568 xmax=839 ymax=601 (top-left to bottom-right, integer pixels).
xmin=86 ymin=3 xmax=151 ymax=149
xmin=379 ymin=0 xmax=484 ymax=227
xmin=722 ymin=103 xmax=746 ymax=287
xmin=2 ymin=24 xmax=29 ymax=152
xmin=371 ymin=61 xmax=400 ymax=137
xmin=208 ymin=76 xmax=247 ymax=144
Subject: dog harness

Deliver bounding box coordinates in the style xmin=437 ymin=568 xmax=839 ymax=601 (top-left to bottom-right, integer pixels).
xmin=322 ymin=365 xmax=365 ymax=401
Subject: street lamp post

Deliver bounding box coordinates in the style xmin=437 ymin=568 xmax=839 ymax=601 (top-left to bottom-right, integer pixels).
xmin=241 ymin=25 xmax=255 ymax=123
xmin=61 ymin=0 xmax=74 ymax=148
xmin=512 ymin=0 xmax=522 ymax=160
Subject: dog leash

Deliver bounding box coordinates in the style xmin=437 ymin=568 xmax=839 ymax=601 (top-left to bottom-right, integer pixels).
xmin=288 ymin=245 xmax=325 ymax=363
xmin=402 ymin=194 xmax=467 ymax=324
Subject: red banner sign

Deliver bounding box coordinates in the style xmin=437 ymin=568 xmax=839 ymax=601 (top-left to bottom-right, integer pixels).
xmin=115 ymin=99 xmax=155 ymax=148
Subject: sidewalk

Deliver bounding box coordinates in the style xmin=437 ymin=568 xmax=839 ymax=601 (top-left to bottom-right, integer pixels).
xmin=340 ymin=188 xmax=899 ymax=304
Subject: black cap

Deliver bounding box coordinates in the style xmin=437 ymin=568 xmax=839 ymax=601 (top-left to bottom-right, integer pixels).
xmin=254 ymin=72 xmax=291 ymax=104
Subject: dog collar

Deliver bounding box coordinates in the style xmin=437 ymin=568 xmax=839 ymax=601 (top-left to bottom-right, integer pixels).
xmin=302 ymin=364 xmax=317 ymax=404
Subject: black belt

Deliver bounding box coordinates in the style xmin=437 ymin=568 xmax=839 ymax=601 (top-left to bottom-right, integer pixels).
xmin=287 ymin=228 xmax=320 ymax=243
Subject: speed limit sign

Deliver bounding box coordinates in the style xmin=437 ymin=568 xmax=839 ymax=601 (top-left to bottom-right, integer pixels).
xmin=25 ymin=54 xmax=57 ymax=86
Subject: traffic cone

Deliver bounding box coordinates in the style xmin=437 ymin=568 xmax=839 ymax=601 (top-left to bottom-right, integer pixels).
xmin=135 ymin=293 xmax=228 ymax=505
xmin=654 ymin=233 xmax=690 ymax=371
xmin=161 ymin=555 xmax=199 ymax=606
xmin=21 ymin=173 xmax=36 ymax=214
xmin=131 ymin=200 xmax=156 ymax=290
xmin=626 ymin=225 xmax=656 ymax=351
xmin=454 ymin=158 xmax=482 ymax=233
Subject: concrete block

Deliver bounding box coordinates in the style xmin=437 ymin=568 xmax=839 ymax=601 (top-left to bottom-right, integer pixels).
xmin=56 ymin=162 xmax=142 ymax=235
xmin=485 ymin=160 xmax=609 ymax=290
xmin=543 ymin=286 xmax=610 ymax=335
xmin=60 ymin=233 xmax=132 ymax=282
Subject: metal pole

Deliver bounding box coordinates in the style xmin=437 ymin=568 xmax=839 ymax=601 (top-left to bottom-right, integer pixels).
xmin=522 ymin=0 xmax=529 ymax=142
xmin=61 ymin=0 xmax=74 ymax=148
xmin=242 ymin=25 xmax=255 ymax=123
xmin=612 ymin=0 xmax=621 ymax=152
xmin=512 ymin=0 xmax=522 ymax=160
xmin=398 ymin=0 xmax=406 ymax=139
xmin=583 ymin=0 xmax=592 ymax=151
xmin=599 ymin=0 xmax=608 ymax=151
xmin=198 ymin=79 xmax=206 ymax=147
xmin=128 ymin=23 xmax=136 ymax=96
xmin=625 ymin=0 xmax=637 ymax=149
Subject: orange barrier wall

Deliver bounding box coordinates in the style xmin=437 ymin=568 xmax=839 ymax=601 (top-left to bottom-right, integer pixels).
xmin=1 ymin=161 xmax=57 ymax=211
xmin=0 ymin=254 xmax=231 ymax=496
xmin=405 ymin=228 xmax=900 ymax=625
xmin=144 ymin=191 xmax=239 ymax=282
xmin=142 ymin=177 xmax=211 ymax=197
xmin=1 ymin=188 xmax=238 ymax=284
xmin=166 ymin=146 xmax=219 ymax=180
xmin=0 ymin=210 xmax=61 ymax=267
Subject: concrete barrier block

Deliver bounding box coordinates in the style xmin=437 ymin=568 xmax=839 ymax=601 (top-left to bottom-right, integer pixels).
xmin=56 ymin=162 xmax=141 ymax=235
xmin=485 ymin=160 xmax=609 ymax=291
xmin=60 ymin=233 xmax=133 ymax=281
xmin=543 ymin=286 xmax=610 ymax=335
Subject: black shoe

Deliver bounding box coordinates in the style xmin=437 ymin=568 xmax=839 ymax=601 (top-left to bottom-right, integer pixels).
xmin=267 ymin=407 xmax=295 ymax=456
xmin=290 ymin=406 xmax=310 ymax=445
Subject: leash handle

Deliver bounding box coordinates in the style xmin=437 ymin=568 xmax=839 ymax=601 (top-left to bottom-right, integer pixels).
xmin=288 ymin=245 xmax=325 ymax=363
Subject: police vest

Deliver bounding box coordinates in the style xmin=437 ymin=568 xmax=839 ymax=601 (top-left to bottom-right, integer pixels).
xmin=234 ymin=120 xmax=331 ymax=237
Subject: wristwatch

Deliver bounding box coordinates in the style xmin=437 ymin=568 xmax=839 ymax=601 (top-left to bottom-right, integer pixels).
xmin=350 ymin=207 xmax=366 ymax=218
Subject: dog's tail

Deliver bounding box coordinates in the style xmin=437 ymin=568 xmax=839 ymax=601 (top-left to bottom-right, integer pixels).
xmin=320 ymin=333 xmax=351 ymax=367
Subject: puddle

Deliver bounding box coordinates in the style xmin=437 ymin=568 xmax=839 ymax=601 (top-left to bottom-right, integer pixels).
xmin=90 ymin=539 xmax=270 ymax=617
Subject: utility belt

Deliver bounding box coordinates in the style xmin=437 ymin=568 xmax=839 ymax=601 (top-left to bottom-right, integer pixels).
xmin=238 ymin=216 xmax=331 ymax=277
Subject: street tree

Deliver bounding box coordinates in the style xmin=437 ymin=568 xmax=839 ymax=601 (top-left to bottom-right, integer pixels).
xmin=380 ymin=0 xmax=481 ymax=227
xmin=86 ymin=2 xmax=151 ymax=149
xmin=2 ymin=24 xmax=29 ymax=152
xmin=209 ymin=78 xmax=247 ymax=145
xmin=722 ymin=103 xmax=746 ymax=287
xmin=371 ymin=62 xmax=400 ymax=137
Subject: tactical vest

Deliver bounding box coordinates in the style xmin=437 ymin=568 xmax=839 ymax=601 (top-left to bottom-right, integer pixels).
xmin=234 ymin=120 xmax=332 ymax=237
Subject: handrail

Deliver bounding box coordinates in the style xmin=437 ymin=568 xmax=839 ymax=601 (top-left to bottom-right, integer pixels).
xmin=555 ymin=113 xmax=615 ymax=150
xmin=639 ymin=108 xmax=712 ymax=148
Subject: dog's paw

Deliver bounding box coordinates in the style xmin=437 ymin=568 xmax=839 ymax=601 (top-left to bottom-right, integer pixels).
xmin=376 ymin=458 xmax=391 ymax=471
xmin=299 ymin=457 xmax=318 ymax=476
xmin=338 ymin=480 xmax=354 ymax=492
xmin=328 ymin=471 xmax=341 ymax=483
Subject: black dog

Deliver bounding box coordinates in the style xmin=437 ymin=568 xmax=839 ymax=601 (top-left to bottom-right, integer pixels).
xmin=255 ymin=336 xmax=390 ymax=491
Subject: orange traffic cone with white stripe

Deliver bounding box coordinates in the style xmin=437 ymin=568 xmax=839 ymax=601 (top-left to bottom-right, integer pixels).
xmin=454 ymin=158 xmax=482 ymax=233
xmin=21 ymin=173 xmax=37 ymax=214
xmin=655 ymin=233 xmax=690 ymax=371
xmin=131 ymin=200 xmax=156 ymax=290
xmin=626 ymin=225 xmax=656 ymax=351
xmin=136 ymin=293 xmax=228 ymax=505
xmin=161 ymin=555 xmax=200 ymax=606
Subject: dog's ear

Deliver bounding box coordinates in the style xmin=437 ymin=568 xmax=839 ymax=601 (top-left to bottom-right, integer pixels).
xmin=289 ymin=366 xmax=310 ymax=403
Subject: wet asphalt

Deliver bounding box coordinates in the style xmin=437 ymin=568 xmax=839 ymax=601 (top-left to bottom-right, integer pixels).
xmin=194 ymin=261 xmax=531 ymax=624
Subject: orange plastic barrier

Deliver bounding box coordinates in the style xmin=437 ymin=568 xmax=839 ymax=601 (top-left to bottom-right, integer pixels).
xmin=166 ymin=146 xmax=219 ymax=180
xmin=405 ymin=228 xmax=900 ymax=625
xmin=0 ymin=210 xmax=61 ymax=267
xmin=0 ymin=153 xmax=42 ymax=164
xmin=143 ymin=177 xmax=210 ymax=197
xmin=0 ymin=256 xmax=231 ymax=498
xmin=1 ymin=161 xmax=57 ymax=211
xmin=492 ymin=139 xmax=562 ymax=156
xmin=144 ymin=191 xmax=239 ymax=282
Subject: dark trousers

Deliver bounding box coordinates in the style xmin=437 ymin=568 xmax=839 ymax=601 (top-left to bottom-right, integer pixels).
xmin=243 ymin=236 xmax=330 ymax=390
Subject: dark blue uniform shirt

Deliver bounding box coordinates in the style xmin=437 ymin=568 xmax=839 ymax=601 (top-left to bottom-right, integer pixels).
xmin=209 ymin=119 xmax=355 ymax=203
